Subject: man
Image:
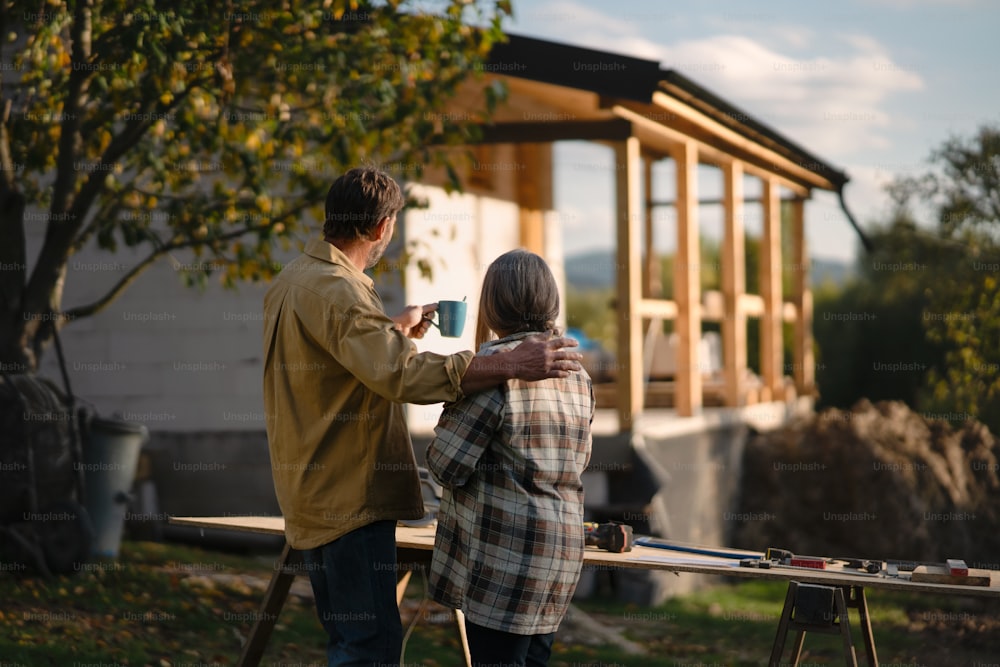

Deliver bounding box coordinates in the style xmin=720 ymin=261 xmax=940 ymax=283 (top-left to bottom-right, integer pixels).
xmin=262 ymin=166 xmax=582 ymax=666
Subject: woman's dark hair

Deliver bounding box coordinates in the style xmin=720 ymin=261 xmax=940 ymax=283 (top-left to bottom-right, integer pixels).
xmin=323 ymin=166 xmax=405 ymax=240
xmin=475 ymin=249 xmax=560 ymax=348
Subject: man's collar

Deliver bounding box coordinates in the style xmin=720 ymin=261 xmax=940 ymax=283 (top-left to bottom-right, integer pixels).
xmin=304 ymin=237 xmax=373 ymax=287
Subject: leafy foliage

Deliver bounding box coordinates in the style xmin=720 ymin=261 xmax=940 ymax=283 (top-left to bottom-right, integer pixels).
xmin=815 ymin=123 xmax=1000 ymax=431
xmin=0 ymin=0 xmax=510 ymax=369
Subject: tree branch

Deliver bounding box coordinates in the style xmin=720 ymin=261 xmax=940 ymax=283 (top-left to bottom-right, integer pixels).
xmin=62 ymin=222 xmax=272 ymax=320
xmin=50 ymin=0 xmax=92 ymax=217
xmin=25 ymin=84 xmax=199 ymax=319
xmin=69 ymin=86 xmax=197 ymax=223
xmin=69 ymin=196 xmax=123 ymax=255
xmin=60 ymin=192 xmax=319 ymax=321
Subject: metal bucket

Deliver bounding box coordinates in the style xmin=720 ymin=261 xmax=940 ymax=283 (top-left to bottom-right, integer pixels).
xmin=82 ymin=417 xmax=148 ymax=558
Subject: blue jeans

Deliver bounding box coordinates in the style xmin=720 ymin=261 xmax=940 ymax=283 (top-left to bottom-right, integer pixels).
xmin=302 ymin=521 xmax=402 ymax=666
xmin=464 ymin=620 xmax=556 ymax=667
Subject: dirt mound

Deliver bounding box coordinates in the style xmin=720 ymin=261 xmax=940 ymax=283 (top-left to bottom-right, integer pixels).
xmin=733 ymin=399 xmax=1000 ymax=565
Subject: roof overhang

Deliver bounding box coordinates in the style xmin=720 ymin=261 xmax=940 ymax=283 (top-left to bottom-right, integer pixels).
xmin=483 ymin=33 xmax=849 ymax=195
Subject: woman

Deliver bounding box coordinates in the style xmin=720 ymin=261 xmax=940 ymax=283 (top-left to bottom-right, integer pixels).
xmin=425 ymin=249 xmax=595 ymax=667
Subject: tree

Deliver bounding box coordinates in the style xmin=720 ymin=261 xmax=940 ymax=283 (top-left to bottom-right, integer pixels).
xmin=905 ymin=124 xmax=1000 ymax=429
xmin=813 ymin=214 xmax=950 ymax=410
xmin=0 ymin=0 xmax=509 ymax=372
xmin=814 ymin=123 xmax=1000 ymax=432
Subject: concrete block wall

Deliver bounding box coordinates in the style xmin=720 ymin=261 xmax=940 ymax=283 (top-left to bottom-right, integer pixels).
xmin=38 ymin=250 xmax=283 ymax=433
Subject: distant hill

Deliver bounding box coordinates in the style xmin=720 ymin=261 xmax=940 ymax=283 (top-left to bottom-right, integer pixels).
xmin=810 ymin=257 xmax=854 ymax=288
xmin=564 ymin=250 xmax=618 ymax=289
xmin=565 ymin=250 xmax=854 ymax=291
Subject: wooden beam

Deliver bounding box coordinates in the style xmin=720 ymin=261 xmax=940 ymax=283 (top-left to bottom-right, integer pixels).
xmin=672 ymin=140 xmax=702 ymax=416
xmin=648 ymin=196 xmax=798 ymax=208
xmin=740 ymin=295 xmax=796 ymax=322
xmin=760 ymin=177 xmax=784 ymax=401
xmin=702 ymin=290 xmax=725 ymax=321
xmin=783 ymin=302 xmax=798 ymax=322
xmin=476 ymin=118 xmax=632 ymax=144
xmin=722 ymin=160 xmax=747 ymax=408
xmin=652 ymin=91 xmax=838 ymax=191
xmin=791 ymin=198 xmax=815 ymax=394
xmin=638 ymin=298 xmax=678 ymax=319
xmin=740 ymin=162 xmax=810 ymax=199
xmin=642 ymin=156 xmax=659 ymax=298
xmin=742 ymin=294 xmax=764 ymax=317
xmin=611 ymin=104 xmax=811 ymax=198
xmin=515 ymin=143 xmax=551 ymax=254
xmin=615 ymin=137 xmax=644 ymax=431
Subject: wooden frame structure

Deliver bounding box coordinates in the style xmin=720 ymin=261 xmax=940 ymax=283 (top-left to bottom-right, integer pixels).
xmin=449 ymin=35 xmax=849 ymax=430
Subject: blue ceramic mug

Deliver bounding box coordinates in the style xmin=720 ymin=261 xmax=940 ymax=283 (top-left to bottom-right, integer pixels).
xmin=433 ymin=300 xmax=467 ymax=338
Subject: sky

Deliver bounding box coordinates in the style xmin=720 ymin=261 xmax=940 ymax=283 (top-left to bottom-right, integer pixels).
xmin=506 ymin=0 xmax=1000 ymax=263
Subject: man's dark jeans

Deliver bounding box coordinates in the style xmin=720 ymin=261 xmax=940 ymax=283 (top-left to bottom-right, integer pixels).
xmin=303 ymin=520 xmax=402 ymax=666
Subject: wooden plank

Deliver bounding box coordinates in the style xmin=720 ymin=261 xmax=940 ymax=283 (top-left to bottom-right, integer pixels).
xmin=911 ymin=565 xmax=992 ymax=587
xmin=672 ymin=139 xmax=702 ymax=416
xmin=170 ymin=517 xmax=1000 ymax=598
xmin=169 ymin=515 xmax=286 ymax=535
xmin=237 ymin=543 xmax=299 ymax=667
xmin=395 ymin=570 xmax=413 ymax=606
xmin=649 ymin=196 xmax=798 ymax=207
xmin=702 ymin=290 xmax=725 ymax=322
xmin=476 ymin=118 xmax=632 ymax=144
xmin=611 ymin=103 xmax=811 ymax=198
xmin=516 ymin=143 xmax=551 ymax=255
xmin=742 ymin=294 xmax=765 ymax=317
xmin=760 ymin=177 xmax=783 ymax=400
xmin=614 ymin=137 xmax=644 ymax=431
xmin=642 ymin=156 xmax=659 ymax=298
xmin=638 ymin=298 xmax=677 ymax=319
xmin=652 ymin=90 xmax=838 ymax=192
xmin=722 ymin=160 xmax=747 ymax=408
xmin=790 ymin=198 xmax=814 ymax=393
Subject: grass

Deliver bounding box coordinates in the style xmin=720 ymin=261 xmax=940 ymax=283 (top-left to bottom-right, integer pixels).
xmin=2 ymin=540 xmax=998 ymax=666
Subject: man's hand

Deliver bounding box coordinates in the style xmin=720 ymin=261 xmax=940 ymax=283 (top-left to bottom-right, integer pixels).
xmin=505 ymin=331 xmax=583 ymax=380
xmin=459 ymin=331 xmax=584 ymax=395
xmin=392 ymin=303 xmax=437 ymax=339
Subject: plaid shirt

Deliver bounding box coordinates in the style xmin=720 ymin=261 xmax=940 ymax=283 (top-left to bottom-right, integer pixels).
xmin=426 ymin=333 xmax=595 ymax=635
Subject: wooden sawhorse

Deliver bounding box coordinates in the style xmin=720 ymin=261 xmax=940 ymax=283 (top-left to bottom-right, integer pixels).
xmin=769 ymin=581 xmax=878 ymax=666
xmin=236 ymin=542 xmax=472 ymax=667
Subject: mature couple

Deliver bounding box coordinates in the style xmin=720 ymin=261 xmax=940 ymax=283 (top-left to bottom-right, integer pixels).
xmin=262 ymin=167 xmax=595 ymax=667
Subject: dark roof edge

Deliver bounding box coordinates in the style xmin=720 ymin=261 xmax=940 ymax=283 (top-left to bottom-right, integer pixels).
xmin=659 ymin=70 xmax=849 ymax=189
xmin=487 ymin=33 xmax=663 ymax=104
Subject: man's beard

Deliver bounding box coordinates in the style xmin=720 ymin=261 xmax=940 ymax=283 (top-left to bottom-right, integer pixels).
xmin=365 ymin=234 xmax=392 ymax=269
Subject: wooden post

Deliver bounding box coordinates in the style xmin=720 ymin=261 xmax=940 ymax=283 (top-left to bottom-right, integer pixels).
xmin=643 ymin=156 xmax=660 ymax=298
xmin=760 ymin=177 xmax=783 ymax=400
xmin=615 ymin=137 xmax=643 ymax=430
xmin=791 ymin=198 xmax=814 ymax=395
xmin=721 ymin=160 xmax=747 ymax=407
xmin=673 ymin=140 xmax=702 ymax=416
xmin=516 ymin=143 xmax=551 ymax=255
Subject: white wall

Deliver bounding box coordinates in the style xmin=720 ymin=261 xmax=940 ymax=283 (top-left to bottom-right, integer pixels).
xmin=37 ymin=240 xmax=298 ymax=432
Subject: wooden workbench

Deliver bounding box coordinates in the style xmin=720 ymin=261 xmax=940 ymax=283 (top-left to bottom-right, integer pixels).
xmin=170 ymin=515 xmax=1000 ymax=666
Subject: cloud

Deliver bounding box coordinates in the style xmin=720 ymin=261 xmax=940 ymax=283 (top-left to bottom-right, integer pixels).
xmin=512 ymin=2 xmax=924 ymax=159
xmin=514 ymin=1 xmax=667 ymax=60
xmin=863 ymin=0 xmax=977 ymax=7
xmin=660 ymin=35 xmax=923 ymax=157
